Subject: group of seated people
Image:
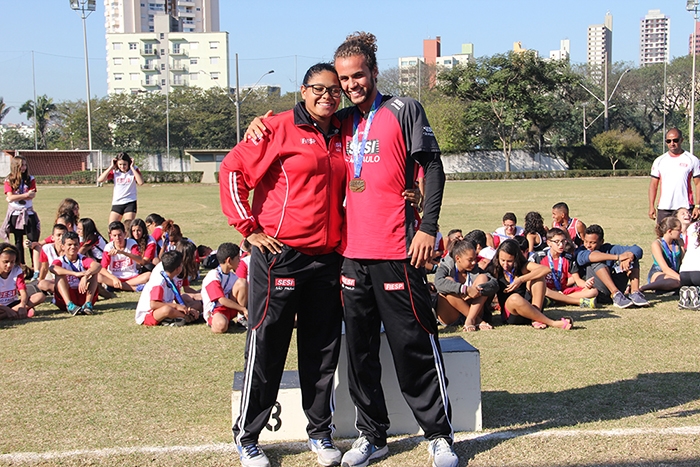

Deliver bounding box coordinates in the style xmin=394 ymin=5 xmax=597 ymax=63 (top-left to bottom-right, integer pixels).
xmin=428 ymin=202 xmax=698 ymax=333
xmin=0 ymin=198 xmax=250 ymax=334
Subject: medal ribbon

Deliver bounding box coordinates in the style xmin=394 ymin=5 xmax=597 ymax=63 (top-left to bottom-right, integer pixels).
xmin=504 ymin=269 xmax=514 ymax=284
xmin=62 ymin=256 xmax=83 ymax=273
xmin=660 ymin=239 xmax=678 ymax=271
xmin=547 ymin=251 xmax=564 ymax=291
xmin=161 ymin=271 xmax=185 ymax=305
xmin=217 ymin=265 xmax=229 ymax=294
xmin=351 ymin=92 xmax=383 ymax=179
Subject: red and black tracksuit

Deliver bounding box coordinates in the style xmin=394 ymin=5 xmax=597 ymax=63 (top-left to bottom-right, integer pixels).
xmin=338 ymin=94 xmax=454 ymax=447
xmin=220 ymin=102 xmax=345 ymax=445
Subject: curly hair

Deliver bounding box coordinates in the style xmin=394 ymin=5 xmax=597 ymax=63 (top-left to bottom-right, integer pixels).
xmin=524 ymin=211 xmax=547 ymax=237
xmin=334 ymin=31 xmax=378 ymax=72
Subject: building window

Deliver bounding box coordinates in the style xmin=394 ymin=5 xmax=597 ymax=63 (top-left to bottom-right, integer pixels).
xmin=144 ymin=43 xmax=153 ymax=54
xmin=160 ymin=33 xmax=165 ymax=39
xmin=130 ymin=73 xmax=139 ymax=81
xmin=129 ymin=42 xmax=138 ymax=50
xmin=161 ymin=79 xmax=166 ymax=86
xmin=114 ymin=73 xmax=124 ymax=81
xmin=190 ymin=73 xmax=198 ymax=81
xmin=211 ymin=72 xmax=219 ymax=80
xmin=189 ymin=58 xmax=198 ymax=65
xmin=209 ymin=41 xmax=219 ymax=49
xmin=113 ymin=57 xmax=123 ymax=65
xmin=161 ymin=63 xmax=165 ymax=70
xmin=210 ymin=57 xmax=219 ymax=65
xmin=113 ymin=42 xmax=122 ymax=50
xmin=130 ymin=57 xmax=139 ymax=65
xmin=173 ymin=44 xmax=180 ymax=54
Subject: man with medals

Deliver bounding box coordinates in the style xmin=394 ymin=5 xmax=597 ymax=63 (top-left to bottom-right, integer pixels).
xmin=332 ymin=33 xmax=458 ymax=467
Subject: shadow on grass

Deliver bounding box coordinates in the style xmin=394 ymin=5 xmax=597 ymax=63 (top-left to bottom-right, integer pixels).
xmin=450 ymin=372 xmax=700 ymax=465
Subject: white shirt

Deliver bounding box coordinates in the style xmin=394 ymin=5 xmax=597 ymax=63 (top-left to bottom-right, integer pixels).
xmin=651 ymin=151 xmax=700 ymax=210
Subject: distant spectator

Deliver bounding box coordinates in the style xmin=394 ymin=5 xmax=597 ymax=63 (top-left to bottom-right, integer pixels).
xmin=97 ymin=152 xmax=144 ymax=230
xmin=1 ymin=155 xmax=40 ymax=267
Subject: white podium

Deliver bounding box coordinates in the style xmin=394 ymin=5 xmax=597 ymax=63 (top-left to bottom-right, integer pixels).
xmin=231 ymin=335 xmax=481 ymax=442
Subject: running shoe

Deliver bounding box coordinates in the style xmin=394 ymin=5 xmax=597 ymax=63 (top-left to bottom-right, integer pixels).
xmin=66 ymin=301 xmax=82 ymax=316
xmin=341 ymin=436 xmax=388 ymax=467
xmin=160 ymin=317 xmax=186 ymax=326
xmin=628 ymin=290 xmax=649 ymax=307
xmin=308 ymin=437 xmax=341 ymax=466
xmin=612 ymin=291 xmax=632 ymax=309
xmin=82 ymin=302 xmax=94 ymax=315
xmin=427 ymin=438 xmax=459 ymax=467
xmin=579 ymin=297 xmax=596 ymax=309
xmin=236 ymin=443 xmax=269 ymax=467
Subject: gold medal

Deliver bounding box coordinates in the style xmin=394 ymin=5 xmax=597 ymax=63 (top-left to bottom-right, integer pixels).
xmin=349 ymin=178 xmax=366 ymax=193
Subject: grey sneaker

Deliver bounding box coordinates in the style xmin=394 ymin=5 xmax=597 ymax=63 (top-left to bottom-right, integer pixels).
xmin=341 ymin=436 xmax=388 ymax=467
xmin=612 ymin=291 xmax=632 ymax=308
xmin=160 ymin=317 xmax=186 ymax=326
xmin=308 ymin=437 xmax=341 ymax=466
xmin=427 ymin=438 xmax=459 ymax=467
xmin=579 ymin=297 xmax=596 ymax=309
xmin=236 ymin=443 xmax=270 ymax=467
xmin=628 ymin=290 xmax=649 ymax=307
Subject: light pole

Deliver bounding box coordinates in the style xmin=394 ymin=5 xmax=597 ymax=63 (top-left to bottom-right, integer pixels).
xmin=69 ymin=0 xmax=95 ymax=151
xmin=234 ymin=65 xmax=274 ymax=142
xmin=579 ymin=67 xmax=630 ymax=133
xmin=687 ymin=0 xmax=699 ymax=155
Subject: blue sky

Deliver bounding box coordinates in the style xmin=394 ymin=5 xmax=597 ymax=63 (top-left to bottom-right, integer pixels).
xmin=0 ymin=0 xmax=696 ymax=124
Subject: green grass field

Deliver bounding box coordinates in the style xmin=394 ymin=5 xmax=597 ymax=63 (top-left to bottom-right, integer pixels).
xmin=2 ymin=178 xmax=700 ymax=467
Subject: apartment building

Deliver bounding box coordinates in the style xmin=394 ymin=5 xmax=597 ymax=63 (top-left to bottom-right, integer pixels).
xmin=640 ymin=9 xmax=670 ymax=66
xmin=104 ymin=0 xmax=219 ymax=33
xmin=587 ymin=12 xmax=613 ymax=70
xmin=690 ymin=21 xmax=700 ymax=56
xmin=105 ymin=13 xmax=228 ymax=94
xmin=398 ymin=39 xmax=474 ymax=89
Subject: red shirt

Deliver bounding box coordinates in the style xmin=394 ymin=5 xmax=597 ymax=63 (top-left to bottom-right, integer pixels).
xmin=220 ymin=103 xmax=346 ymax=256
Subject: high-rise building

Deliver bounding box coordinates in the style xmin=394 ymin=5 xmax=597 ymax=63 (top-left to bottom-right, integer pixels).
xmin=105 ymin=12 xmax=228 ymax=94
xmin=104 ymin=0 xmax=227 ymax=94
xmin=549 ymin=39 xmax=570 ymax=61
xmin=104 ymin=0 xmax=219 ymax=33
xmin=587 ymin=12 xmax=613 ymax=70
xmin=640 ymin=9 xmax=670 ymax=66
xmin=689 ymin=21 xmax=700 ymax=56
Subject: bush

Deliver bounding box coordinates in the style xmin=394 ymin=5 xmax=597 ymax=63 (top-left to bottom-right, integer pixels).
xmin=35 ymin=171 xmax=204 ymax=185
xmin=445 ymin=169 xmax=648 ymax=181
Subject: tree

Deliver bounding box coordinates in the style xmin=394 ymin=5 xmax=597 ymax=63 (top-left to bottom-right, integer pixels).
xmin=0 ymin=129 xmax=34 ymax=150
xmin=0 ymin=97 xmax=11 ymax=125
xmin=591 ymin=129 xmax=647 ymax=172
xmin=440 ymin=52 xmax=576 ymax=170
xmin=19 ymin=94 xmax=56 ymax=149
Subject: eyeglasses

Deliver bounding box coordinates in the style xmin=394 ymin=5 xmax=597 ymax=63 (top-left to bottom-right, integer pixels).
xmin=304 ymin=84 xmax=342 ymax=98
xmin=549 ymin=239 xmax=566 ymax=245
xmin=666 ymin=138 xmax=680 ymax=143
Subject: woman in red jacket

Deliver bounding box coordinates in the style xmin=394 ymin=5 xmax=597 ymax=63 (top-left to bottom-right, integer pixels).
xmin=220 ymin=63 xmax=345 ymax=467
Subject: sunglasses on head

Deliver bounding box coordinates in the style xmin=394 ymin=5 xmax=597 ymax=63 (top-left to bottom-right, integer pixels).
xmin=666 ymin=138 xmax=680 ymax=143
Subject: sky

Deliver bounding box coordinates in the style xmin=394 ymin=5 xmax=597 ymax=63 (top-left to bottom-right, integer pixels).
xmin=0 ymin=0 xmax=696 ymax=124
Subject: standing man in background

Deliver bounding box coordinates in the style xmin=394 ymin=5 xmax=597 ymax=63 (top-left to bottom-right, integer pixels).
xmin=649 ymin=128 xmax=700 ymax=224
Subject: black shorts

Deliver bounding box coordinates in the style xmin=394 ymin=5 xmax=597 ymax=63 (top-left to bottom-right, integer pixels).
xmin=111 ymin=201 xmax=137 ymax=215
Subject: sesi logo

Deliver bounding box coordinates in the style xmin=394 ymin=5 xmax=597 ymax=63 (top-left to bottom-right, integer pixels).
xmin=384 ymin=282 xmax=405 ymax=291
xmin=275 ymin=278 xmax=295 ymax=288
xmin=341 ymin=276 xmax=356 ymax=288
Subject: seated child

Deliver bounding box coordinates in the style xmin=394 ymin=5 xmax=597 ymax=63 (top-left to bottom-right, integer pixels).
xmin=575 ymin=224 xmax=647 ymax=308
xmin=433 ymin=240 xmax=498 ymax=332
xmin=202 ymin=242 xmax=248 ymax=333
xmin=37 ymin=224 xmax=68 ymax=293
xmin=464 ymin=229 xmax=495 ymax=271
xmin=551 ymin=202 xmax=587 ymax=248
xmin=673 ymin=207 xmax=692 ymax=249
xmin=77 ymin=218 xmax=107 ymax=262
xmin=49 ymin=231 xmax=100 ymax=315
xmin=443 ymin=229 xmax=464 ymax=257
xmin=235 ymin=239 xmax=251 ymax=281
xmin=490 ymin=239 xmax=573 ymax=330
xmin=529 ymin=228 xmax=598 ymax=308
xmin=134 ymin=250 xmax=199 ymax=326
xmin=100 ymin=221 xmax=151 ymax=292
xmin=489 ymin=212 xmax=524 ymax=248
xmin=176 ymin=240 xmax=203 ymax=311
xmin=129 ymin=218 xmax=157 ymax=272
xmin=197 ymin=244 xmax=218 ymax=269
xmin=0 ymin=243 xmax=44 ymax=320
xmin=640 ymin=217 xmax=683 ymax=293
xmin=524 ymin=211 xmax=548 ymax=257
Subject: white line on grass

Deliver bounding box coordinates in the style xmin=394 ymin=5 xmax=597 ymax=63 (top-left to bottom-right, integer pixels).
xmin=3 ymin=426 xmax=700 ymax=463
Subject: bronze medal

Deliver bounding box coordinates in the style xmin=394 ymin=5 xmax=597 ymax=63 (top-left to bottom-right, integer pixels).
xmin=349 ymin=178 xmax=366 ymax=193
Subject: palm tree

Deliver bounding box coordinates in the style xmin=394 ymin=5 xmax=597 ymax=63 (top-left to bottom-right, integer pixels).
xmin=19 ymin=94 xmax=56 ymax=149
xmin=0 ymin=97 xmax=11 ymax=125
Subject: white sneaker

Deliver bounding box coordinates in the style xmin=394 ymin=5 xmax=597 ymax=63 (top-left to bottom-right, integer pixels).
xmin=340 ymin=436 xmax=388 ymax=467
xmin=308 ymin=437 xmax=341 ymax=466
xmin=427 ymin=438 xmax=458 ymax=467
xmin=236 ymin=443 xmax=269 ymax=467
